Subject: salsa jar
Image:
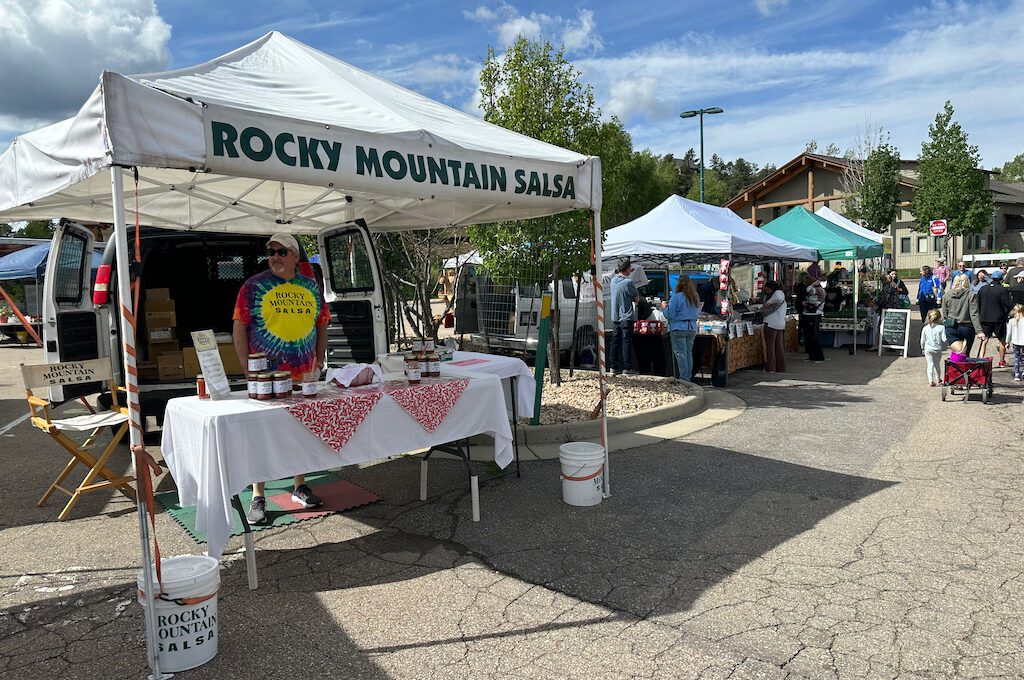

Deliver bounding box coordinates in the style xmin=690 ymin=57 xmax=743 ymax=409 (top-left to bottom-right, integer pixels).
xmin=247 ymin=353 xmax=268 ymax=374
xmin=272 ymin=372 xmax=292 ymax=398
xmin=247 ymin=375 xmax=260 ymax=399
xmin=196 ymin=374 xmax=209 ymax=399
xmin=255 ymin=374 xmax=274 ymax=400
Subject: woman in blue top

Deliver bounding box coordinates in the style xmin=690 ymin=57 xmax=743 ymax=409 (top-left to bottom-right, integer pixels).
xmin=916 ymin=265 xmax=943 ymax=322
xmin=667 ymin=275 xmax=701 ymax=381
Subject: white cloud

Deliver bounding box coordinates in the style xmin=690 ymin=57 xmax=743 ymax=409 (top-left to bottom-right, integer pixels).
xmin=755 ymin=0 xmax=790 ymax=16
xmin=464 ymin=2 xmax=602 ymax=54
xmin=576 ymin=1 xmax=1024 ymax=169
xmin=0 ymin=0 xmax=171 ymax=135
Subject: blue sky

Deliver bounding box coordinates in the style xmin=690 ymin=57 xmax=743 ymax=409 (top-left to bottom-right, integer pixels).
xmin=2 ymin=0 xmax=1022 ymax=170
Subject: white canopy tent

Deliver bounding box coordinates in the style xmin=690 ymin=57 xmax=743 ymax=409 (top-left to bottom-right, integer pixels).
xmin=814 ymin=206 xmax=884 ymax=244
xmin=602 ymin=194 xmax=817 ymax=265
xmin=0 ymin=32 xmax=605 ymax=677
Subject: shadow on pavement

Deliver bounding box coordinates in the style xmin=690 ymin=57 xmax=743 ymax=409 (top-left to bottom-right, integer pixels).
xmin=349 ymin=448 xmax=896 ymax=621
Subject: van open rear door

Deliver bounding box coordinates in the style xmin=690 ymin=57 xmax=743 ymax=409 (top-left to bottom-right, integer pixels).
xmin=317 ymin=220 xmax=388 ymax=364
xmin=43 ymin=220 xmax=105 ymax=402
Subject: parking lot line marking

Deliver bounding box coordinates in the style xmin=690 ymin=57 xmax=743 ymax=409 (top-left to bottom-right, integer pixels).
xmin=0 ymin=413 xmax=30 ymax=436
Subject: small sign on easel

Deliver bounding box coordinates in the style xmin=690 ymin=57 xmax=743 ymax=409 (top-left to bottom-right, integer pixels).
xmin=191 ymin=330 xmax=231 ymax=400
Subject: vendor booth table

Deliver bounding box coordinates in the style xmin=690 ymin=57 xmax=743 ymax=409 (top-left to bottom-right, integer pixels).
xmin=162 ymin=373 xmax=513 ymax=584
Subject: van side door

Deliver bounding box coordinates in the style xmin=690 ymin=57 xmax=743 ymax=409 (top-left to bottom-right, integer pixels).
xmin=42 ymin=221 xmax=105 ymax=402
xmin=317 ymin=221 xmax=387 ymax=364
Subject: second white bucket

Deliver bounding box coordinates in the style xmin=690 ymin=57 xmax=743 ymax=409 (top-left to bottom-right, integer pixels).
xmin=559 ymin=442 xmax=605 ymax=506
xmin=137 ymin=554 xmax=221 ymax=672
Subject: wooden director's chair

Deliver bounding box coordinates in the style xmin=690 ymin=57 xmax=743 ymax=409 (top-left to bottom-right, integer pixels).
xmin=21 ymin=359 xmax=136 ymax=520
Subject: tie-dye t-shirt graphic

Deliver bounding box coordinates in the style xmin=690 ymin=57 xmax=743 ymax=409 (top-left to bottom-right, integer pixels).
xmin=233 ymin=270 xmax=330 ymax=379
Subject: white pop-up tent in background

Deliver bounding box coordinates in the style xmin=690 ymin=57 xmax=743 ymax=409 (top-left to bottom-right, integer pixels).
xmin=0 ymin=32 xmax=604 ymax=678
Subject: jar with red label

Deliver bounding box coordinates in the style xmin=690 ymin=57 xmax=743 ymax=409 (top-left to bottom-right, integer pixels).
xmin=196 ymin=374 xmax=209 ymax=399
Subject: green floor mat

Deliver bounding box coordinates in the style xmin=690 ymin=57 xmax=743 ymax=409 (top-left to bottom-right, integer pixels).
xmin=155 ymin=472 xmax=379 ymax=545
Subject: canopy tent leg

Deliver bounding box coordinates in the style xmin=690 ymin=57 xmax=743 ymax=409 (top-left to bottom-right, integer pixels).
xmin=591 ymin=211 xmax=610 ymax=497
xmin=853 ymin=266 xmax=859 ymax=356
xmin=110 ymin=167 xmax=166 ymax=679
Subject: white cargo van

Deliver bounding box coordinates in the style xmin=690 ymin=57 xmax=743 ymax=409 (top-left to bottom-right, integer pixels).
xmin=43 ymin=219 xmax=388 ymax=429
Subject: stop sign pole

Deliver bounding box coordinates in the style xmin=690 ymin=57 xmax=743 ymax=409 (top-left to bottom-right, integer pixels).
xmin=930 ymin=220 xmax=949 ymax=268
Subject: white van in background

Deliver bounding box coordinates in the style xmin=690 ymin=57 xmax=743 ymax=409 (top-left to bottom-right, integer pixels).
xmin=43 ymin=219 xmax=388 ymax=429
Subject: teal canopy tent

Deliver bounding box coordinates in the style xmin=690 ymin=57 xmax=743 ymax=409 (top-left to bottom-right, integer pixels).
xmin=761 ymin=206 xmax=883 ymax=355
xmin=760 ymin=206 xmax=883 ymax=260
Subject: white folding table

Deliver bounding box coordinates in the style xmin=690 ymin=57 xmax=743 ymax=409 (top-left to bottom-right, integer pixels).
xmin=161 ymin=374 xmax=513 ymax=587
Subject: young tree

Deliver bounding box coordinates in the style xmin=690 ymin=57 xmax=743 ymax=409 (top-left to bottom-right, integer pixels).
xmin=994 ymin=152 xmax=1024 ymax=182
xmin=840 ymin=118 xmax=889 ymax=221
xmin=912 ymin=101 xmax=993 ymax=238
xmin=15 ymin=220 xmax=55 ymax=238
xmin=685 ymin=168 xmax=730 ymax=206
xmin=857 ymin=143 xmax=901 ymax=233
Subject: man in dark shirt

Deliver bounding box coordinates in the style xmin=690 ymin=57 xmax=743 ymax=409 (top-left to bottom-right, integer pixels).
xmin=1009 ymin=270 xmax=1024 ymax=307
xmin=977 ymin=277 xmax=1012 ymax=367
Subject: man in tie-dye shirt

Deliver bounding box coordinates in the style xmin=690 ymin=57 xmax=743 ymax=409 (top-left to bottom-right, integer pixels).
xmin=232 ymin=232 xmax=331 ymax=522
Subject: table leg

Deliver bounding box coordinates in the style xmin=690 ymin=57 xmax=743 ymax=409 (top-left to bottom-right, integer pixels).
xmin=230 ymin=495 xmax=258 ymax=590
xmin=509 ymin=377 xmax=521 ymax=478
xmin=471 ymin=475 xmax=480 ymax=522
xmin=420 ymin=459 xmax=428 ymax=501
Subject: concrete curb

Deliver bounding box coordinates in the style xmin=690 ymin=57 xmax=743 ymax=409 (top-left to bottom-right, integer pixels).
xmin=518 ymin=382 xmax=707 ymax=446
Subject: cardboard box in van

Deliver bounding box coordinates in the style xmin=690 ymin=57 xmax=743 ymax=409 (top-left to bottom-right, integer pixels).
xmin=157 ymin=351 xmax=185 ymax=381
xmin=183 ymin=347 xmax=200 ymax=378
xmin=146 ymin=288 xmax=171 ymax=300
xmin=145 ymin=310 xmax=177 ymax=330
xmin=148 ymin=327 xmax=176 ymax=343
xmin=148 ymin=340 xmax=180 ymax=360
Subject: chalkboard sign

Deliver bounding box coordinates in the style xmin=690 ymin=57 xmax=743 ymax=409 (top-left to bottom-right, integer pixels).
xmin=878 ymin=308 xmax=911 ymax=357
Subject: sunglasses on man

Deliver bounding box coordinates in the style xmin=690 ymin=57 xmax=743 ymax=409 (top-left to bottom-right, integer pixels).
xmin=266 ymin=248 xmax=291 ymax=257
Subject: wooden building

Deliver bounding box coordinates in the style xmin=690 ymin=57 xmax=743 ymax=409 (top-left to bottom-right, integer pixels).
xmin=726 ymin=152 xmax=1024 ymax=270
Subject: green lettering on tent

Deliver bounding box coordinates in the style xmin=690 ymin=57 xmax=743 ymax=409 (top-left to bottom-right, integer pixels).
xmin=356 ymin=146 xmax=382 ymax=176
xmin=322 ymin=141 xmax=342 ymax=172
xmin=408 ymin=154 xmax=426 ymax=182
xmin=514 ymin=169 xmax=527 ymax=194
xmin=382 ymin=150 xmax=407 ymax=180
xmin=211 ymin=121 xmax=239 ymax=158
xmin=427 ymin=157 xmax=448 ymax=185
xmin=563 ymin=176 xmax=575 ymax=200
xmin=462 ymin=162 xmax=481 ymax=189
xmin=446 ymin=159 xmax=462 ymax=186
xmin=551 ymin=174 xmax=563 ymax=197
xmin=526 ymin=171 xmax=541 ymax=195
xmin=489 ymin=165 xmax=506 ymax=192
xmin=274 ymin=133 xmax=296 ymax=167
xmin=298 ymin=137 xmax=323 ymax=169
xmin=240 ymin=127 xmax=273 ymax=162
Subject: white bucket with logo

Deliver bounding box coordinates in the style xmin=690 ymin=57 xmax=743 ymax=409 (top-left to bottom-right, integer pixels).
xmin=559 ymin=442 xmax=605 ymax=506
xmin=137 ymin=555 xmax=220 ymax=672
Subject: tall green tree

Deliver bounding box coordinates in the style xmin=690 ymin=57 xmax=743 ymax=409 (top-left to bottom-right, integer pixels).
xmin=847 ymin=143 xmax=901 ymax=233
xmin=0 ymin=223 xmax=12 ymax=237
xmin=16 ymin=220 xmax=55 ymax=238
xmin=993 ymin=152 xmax=1024 ymax=182
xmin=685 ymin=168 xmax=731 ymax=206
xmin=911 ymin=101 xmax=993 ymax=237
xmin=470 ymin=38 xmax=601 ymax=282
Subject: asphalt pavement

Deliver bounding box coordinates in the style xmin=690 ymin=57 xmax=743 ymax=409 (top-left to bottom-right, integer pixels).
xmin=0 ymin=333 xmax=1022 ymax=679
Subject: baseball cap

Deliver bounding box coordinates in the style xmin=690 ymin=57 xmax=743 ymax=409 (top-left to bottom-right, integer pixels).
xmin=267 ymin=232 xmax=300 ymax=254
xmin=936 ymin=257 xmax=945 ymax=263
xmin=1015 ymin=270 xmax=1024 ymax=279
xmin=991 ymin=270 xmax=1004 ymax=280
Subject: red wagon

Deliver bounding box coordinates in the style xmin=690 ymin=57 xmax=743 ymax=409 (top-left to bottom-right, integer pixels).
xmin=941 ymin=358 xmax=994 ymax=403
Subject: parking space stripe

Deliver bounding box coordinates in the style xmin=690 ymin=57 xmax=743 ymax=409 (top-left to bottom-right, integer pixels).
xmin=0 ymin=413 xmax=30 ymax=436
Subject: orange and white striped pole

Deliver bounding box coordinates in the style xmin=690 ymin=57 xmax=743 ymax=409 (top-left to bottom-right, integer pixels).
xmin=590 ymin=210 xmax=610 ymax=497
xmin=110 ymin=167 xmax=165 ymax=678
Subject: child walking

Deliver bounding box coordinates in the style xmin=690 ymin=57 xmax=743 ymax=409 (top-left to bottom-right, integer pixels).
xmin=920 ymin=308 xmax=947 ymax=387
xmin=1005 ymin=303 xmax=1024 ymax=382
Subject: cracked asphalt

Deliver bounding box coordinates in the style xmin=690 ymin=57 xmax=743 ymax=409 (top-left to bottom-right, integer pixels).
xmin=1 ymin=336 xmax=1023 ymax=679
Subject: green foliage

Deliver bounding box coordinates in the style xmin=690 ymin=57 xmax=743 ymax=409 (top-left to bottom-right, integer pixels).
xmin=0 ymin=223 xmax=12 ymax=237
xmin=685 ymin=168 xmax=731 ymax=206
xmin=472 ymin=37 xmax=601 ymax=280
xmin=852 ymin=143 xmax=901 ymax=233
xmin=993 ymin=152 xmax=1024 ymax=182
xmin=471 ymin=37 xmax=675 ymax=279
xmin=15 ymin=220 xmax=55 ymax=238
xmin=911 ymin=101 xmax=993 ymax=236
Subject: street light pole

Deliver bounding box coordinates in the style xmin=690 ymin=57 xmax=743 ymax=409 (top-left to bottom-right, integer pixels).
xmin=679 ymin=107 xmax=724 ymax=203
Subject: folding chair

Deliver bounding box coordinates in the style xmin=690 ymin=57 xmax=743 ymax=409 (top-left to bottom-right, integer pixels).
xmin=21 ymin=359 xmax=136 ymax=520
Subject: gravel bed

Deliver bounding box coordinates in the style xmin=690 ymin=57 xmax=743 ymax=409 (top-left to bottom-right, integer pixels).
xmin=524 ymin=369 xmax=694 ymax=425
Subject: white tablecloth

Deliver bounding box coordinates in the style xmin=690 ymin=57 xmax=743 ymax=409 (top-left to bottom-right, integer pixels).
xmin=161 ymin=375 xmax=513 ymax=559
xmin=441 ymin=351 xmax=535 ymax=418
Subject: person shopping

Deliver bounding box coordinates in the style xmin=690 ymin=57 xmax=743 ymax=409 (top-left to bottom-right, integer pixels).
xmin=609 ymin=258 xmax=639 ymax=375
xmin=1005 ymin=304 xmax=1024 ymax=382
xmin=917 ymin=265 xmax=942 ymax=322
xmin=976 ymin=273 xmax=1012 ymax=367
xmin=920 ymin=308 xmax=947 ymax=387
xmin=940 ymin=273 xmax=982 ymax=356
xmin=666 ymin=275 xmax=700 ymax=382
xmin=760 ymin=280 xmax=787 ymax=373
xmin=802 ymin=277 xmax=826 ymax=362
